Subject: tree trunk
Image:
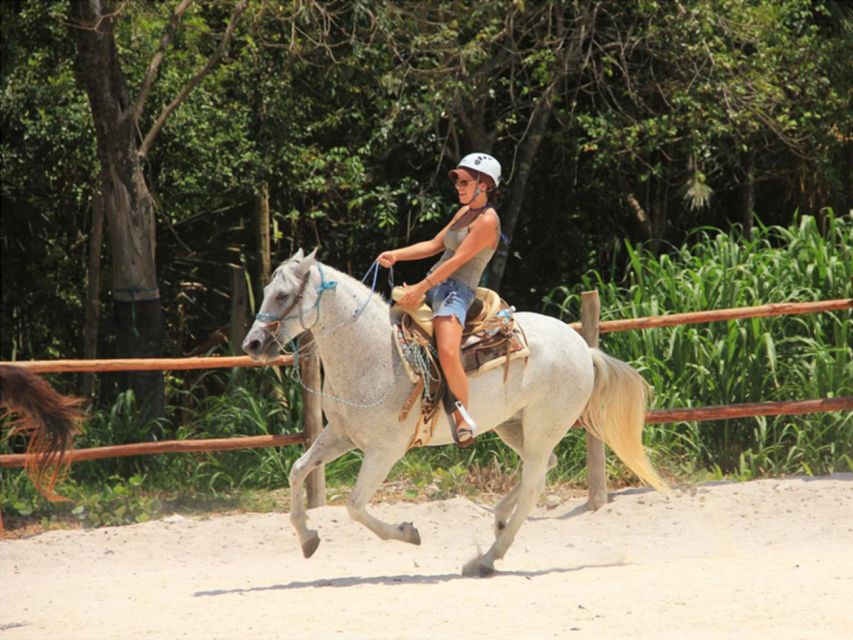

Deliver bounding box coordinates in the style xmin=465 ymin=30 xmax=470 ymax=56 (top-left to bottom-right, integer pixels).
xmin=80 ymin=183 xmax=105 ymax=399
xmin=650 ymin=180 xmax=666 ymax=254
xmin=230 ymin=266 xmax=248 ymax=355
xmin=71 ymin=0 xmax=164 ymax=421
xmin=477 ymin=4 xmax=591 ymax=290
xmin=257 ymin=180 xmax=272 ymax=283
xmin=741 ymin=150 xmax=756 ymax=239
xmin=484 ymin=99 xmax=552 ymax=291
xmin=836 ymin=140 xmax=851 ymax=221
xmin=625 ymin=191 xmax=653 ymax=239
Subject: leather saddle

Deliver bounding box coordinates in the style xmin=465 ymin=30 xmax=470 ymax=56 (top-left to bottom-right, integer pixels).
xmin=390 ymin=286 xmax=502 ymax=337
xmin=390 ymin=286 xmax=530 ymax=448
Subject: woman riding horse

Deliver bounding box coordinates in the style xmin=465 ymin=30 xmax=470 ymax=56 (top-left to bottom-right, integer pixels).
xmin=377 ymin=153 xmax=502 ymax=447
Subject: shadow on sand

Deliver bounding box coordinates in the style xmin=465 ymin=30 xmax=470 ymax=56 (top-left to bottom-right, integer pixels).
xmin=193 ymin=561 xmax=626 ymax=596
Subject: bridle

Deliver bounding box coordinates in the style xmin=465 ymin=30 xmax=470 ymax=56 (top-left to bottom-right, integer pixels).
xmin=255 ymin=264 xmax=338 ymax=343
xmin=252 ymin=259 xmax=409 ymax=409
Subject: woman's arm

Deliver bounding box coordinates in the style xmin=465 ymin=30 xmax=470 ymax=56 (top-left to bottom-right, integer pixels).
xmin=377 ymin=207 xmax=467 ymax=267
xmin=398 ymin=209 xmax=498 ymax=306
xmin=377 ymin=238 xmax=443 ymax=266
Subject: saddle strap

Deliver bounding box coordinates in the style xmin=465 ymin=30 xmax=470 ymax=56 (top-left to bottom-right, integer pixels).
xmin=504 ymin=336 xmax=512 ymax=383
xmin=399 ymin=378 xmax=424 ymax=422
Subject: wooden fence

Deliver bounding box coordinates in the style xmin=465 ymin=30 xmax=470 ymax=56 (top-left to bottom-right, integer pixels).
xmin=1 ymin=296 xmax=851 ymax=514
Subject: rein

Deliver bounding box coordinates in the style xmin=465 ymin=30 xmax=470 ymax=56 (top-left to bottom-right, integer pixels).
xmin=256 ymin=261 xmax=390 ymax=354
xmin=255 ymin=260 xmax=406 ymax=408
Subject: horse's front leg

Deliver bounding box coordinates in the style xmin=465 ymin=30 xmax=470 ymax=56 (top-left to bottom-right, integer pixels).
xmin=289 ymin=425 xmax=354 ymax=558
xmin=347 ymin=446 xmax=421 ymax=545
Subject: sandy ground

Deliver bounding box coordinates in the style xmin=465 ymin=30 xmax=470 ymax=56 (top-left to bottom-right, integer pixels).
xmin=1 ymin=474 xmax=852 ymax=640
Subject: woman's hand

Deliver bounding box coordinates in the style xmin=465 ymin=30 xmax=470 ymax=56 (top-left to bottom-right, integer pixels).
xmin=399 ymin=281 xmax=429 ymax=308
xmin=376 ymin=251 xmax=397 ymax=268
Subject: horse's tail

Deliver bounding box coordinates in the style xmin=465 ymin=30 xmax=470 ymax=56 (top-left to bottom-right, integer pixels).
xmin=580 ymin=349 xmax=669 ymax=493
xmin=0 ymin=365 xmax=83 ymax=501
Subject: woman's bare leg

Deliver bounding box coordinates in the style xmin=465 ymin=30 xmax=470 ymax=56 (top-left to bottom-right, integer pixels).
xmin=434 ymin=316 xmax=473 ymax=441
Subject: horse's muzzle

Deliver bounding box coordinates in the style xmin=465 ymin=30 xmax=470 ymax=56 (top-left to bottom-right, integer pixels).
xmin=242 ymin=325 xmax=276 ymax=360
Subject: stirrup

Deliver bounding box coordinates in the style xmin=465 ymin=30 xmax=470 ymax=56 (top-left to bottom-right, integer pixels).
xmin=452 ymin=401 xmax=477 ymax=448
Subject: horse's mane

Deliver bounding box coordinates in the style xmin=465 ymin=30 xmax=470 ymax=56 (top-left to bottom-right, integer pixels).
xmin=323 ymin=262 xmax=392 ymax=314
xmin=273 ymin=257 xmax=390 ymax=308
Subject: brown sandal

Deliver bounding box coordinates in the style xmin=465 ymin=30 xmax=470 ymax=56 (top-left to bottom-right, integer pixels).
xmin=454 ymin=423 xmax=475 ymax=448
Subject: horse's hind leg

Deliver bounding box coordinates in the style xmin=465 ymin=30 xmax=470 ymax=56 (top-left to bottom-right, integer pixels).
xmin=289 ymin=425 xmax=354 ymax=558
xmin=493 ymin=420 xmax=557 ymax=536
xmin=465 ymin=403 xmax=570 ymax=576
xmin=464 ymin=449 xmax=551 ymax=577
xmin=347 ymin=447 xmax=421 ymax=545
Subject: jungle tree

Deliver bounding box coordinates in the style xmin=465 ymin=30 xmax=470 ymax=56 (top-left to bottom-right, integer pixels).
xmin=68 ymin=0 xmax=247 ymax=418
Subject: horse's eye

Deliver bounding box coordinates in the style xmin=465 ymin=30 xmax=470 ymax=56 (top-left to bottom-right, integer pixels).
xmin=276 ymin=293 xmax=287 ymax=302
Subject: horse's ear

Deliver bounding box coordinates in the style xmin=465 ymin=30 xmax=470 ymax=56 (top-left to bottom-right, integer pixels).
xmin=298 ymin=247 xmax=319 ymax=275
xmin=291 ymin=248 xmax=305 ymax=261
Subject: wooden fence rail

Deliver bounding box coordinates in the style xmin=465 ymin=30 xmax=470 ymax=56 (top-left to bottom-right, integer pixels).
xmin=4 ymin=396 xmax=849 ymax=470
xmin=568 ymin=298 xmax=851 ymax=333
xmin=4 ymin=355 xmax=293 ymax=373
xmin=646 ymin=397 xmax=853 ymax=424
xmin=576 ymin=293 xmax=851 ymax=510
xmin=0 ymin=434 xmax=305 ymax=468
xmin=0 ymin=351 xmax=318 ymax=509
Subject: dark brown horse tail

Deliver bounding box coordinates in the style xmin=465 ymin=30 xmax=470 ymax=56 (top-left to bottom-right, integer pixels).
xmin=0 ymin=365 xmax=83 ymax=501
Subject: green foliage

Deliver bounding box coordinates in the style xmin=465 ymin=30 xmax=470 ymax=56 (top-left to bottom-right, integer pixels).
xmin=131 ymin=367 xmax=304 ymax=493
xmin=68 ymin=474 xmax=162 ymax=528
xmin=3 ymin=0 xmax=851 ymax=363
xmin=3 ymin=214 xmax=848 ymax=527
xmin=544 ymin=212 xmax=853 ymax=477
xmin=0 ymin=468 xmax=161 ymax=528
xmin=0 ymin=0 xmax=97 ymax=361
xmin=0 ymin=366 xmax=308 ymax=523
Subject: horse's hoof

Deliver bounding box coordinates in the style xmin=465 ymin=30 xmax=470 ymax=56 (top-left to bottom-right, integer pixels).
xmin=462 ymin=555 xmax=495 ymax=578
xmin=301 ymin=532 xmax=321 ymax=558
xmin=398 ymin=522 xmax=421 ymax=546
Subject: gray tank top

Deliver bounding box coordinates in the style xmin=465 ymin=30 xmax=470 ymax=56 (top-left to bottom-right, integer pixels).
xmin=429 ymin=209 xmax=500 ymax=290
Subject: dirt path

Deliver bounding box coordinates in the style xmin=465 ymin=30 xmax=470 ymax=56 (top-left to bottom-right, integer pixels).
xmin=2 ymin=474 xmax=851 ymax=639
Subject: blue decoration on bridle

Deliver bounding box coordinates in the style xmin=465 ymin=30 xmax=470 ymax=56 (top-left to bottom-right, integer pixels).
xmin=255 ymin=263 xmax=338 ymax=326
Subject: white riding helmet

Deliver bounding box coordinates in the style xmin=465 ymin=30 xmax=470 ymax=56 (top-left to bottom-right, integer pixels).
xmin=451 ymin=153 xmax=502 ymax=188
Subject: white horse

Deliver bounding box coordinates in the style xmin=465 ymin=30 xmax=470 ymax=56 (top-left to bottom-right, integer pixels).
xmin=243 ymin=249 xmax=667 ymax=576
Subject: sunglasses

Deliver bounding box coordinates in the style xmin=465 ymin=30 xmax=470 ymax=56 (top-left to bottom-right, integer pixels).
xmin=452 ymin=179 xmax=475 ymax=188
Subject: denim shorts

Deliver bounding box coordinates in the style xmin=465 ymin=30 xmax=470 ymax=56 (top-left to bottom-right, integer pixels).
xmin=427 ymin=278 xmax=476 ymax=327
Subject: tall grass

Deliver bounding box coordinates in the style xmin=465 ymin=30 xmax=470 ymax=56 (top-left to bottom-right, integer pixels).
xmin=544 ymin=213 xmax=852 ymax=480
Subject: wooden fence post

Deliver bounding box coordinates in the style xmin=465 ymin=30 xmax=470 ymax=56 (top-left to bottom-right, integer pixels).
xmin=581 ymin=290 xmax=607 ymax=511
xmin=301 ymin=332 xmax=326 ymax=508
